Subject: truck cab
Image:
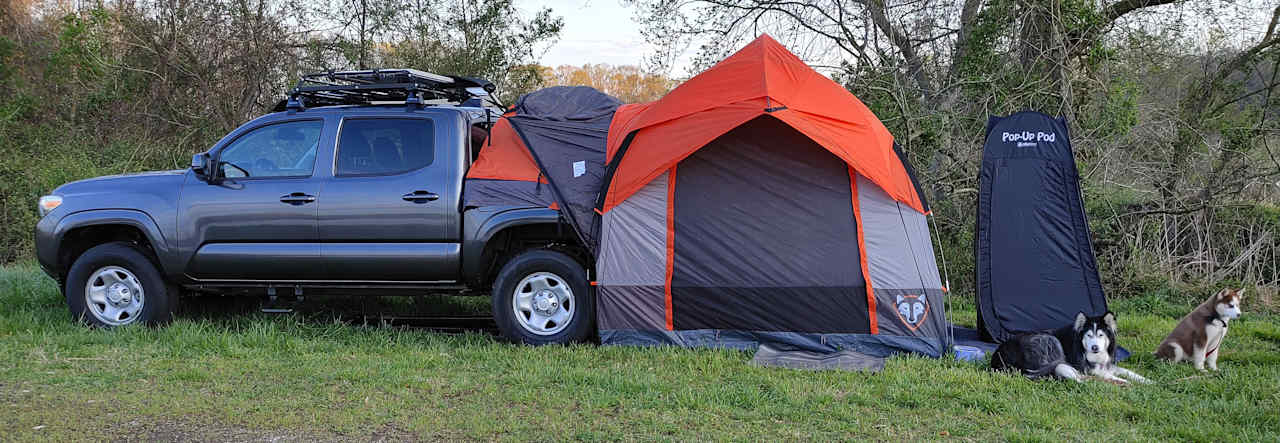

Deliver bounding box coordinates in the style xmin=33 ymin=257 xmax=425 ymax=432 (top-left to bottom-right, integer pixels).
xmin=34 ymin=69 xmax=594 ymax=344
xmin=177 ymin=105 xmax=469 ymax=283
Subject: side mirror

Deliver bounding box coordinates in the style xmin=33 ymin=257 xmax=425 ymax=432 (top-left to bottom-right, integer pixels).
xmin=191 ymin=153 xmax=213 ymax=181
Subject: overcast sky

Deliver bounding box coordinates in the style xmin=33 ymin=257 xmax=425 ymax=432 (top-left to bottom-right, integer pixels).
xmin=517 ymin=0 xmax=1278 ymax=74
xmin=519 ymin=0 xmax=652 ymax=68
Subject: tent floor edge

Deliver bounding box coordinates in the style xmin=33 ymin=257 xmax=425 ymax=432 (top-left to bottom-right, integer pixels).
xmin=598 ymin=328 xmax=945 ymax=358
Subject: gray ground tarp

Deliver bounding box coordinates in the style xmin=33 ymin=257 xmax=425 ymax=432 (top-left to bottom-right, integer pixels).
xmin=751 ymin=344 xmax=885 ymax=372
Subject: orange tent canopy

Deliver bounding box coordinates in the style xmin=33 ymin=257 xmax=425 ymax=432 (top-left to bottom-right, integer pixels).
xmin=601 ymin=34 xmax=925 ymax=214
xmin=466 ymin=118 xmax=546 ymax=183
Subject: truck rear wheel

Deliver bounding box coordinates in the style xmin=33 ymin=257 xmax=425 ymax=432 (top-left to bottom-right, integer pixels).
xmin=491 ymin=250 xmax=594 ymax=345
xmin=65 ymin=242 xmax=177 ymax=327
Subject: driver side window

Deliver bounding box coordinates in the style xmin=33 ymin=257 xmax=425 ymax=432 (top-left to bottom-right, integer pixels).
xmin=219 ymin=120 xmax=324 ymax=178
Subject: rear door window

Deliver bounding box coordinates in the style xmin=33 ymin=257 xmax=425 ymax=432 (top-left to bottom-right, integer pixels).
xmin=336 ymin=118 xmax=436 ymax=176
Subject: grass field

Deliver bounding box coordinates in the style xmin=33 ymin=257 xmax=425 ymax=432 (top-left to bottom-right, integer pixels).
xmin=2 ymin=263 xmax=1279 ymax=441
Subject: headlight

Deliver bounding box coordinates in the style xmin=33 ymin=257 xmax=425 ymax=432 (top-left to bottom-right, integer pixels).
xmin=38 ymin=195 xmax=62 ymax=217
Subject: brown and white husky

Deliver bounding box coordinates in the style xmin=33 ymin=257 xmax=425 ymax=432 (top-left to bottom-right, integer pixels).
xmin=1154 ymin=288 xmax=1244 ymax=371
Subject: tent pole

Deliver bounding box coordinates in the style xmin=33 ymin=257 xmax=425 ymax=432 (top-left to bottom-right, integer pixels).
xmin=929 ymin=213 xmax=954 ymax=351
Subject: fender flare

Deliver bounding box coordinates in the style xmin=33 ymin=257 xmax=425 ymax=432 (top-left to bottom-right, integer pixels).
xmin=52 ymin=209 xmax=172 ymax=273
xmin=462 ymin=207 xmax=567 ymax=280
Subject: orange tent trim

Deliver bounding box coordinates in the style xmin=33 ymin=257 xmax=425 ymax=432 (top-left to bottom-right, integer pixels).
xmin=664 ymin=166 xmax=677 ymax=331
xmin=849 ymin=167 xmax=879 ymax=334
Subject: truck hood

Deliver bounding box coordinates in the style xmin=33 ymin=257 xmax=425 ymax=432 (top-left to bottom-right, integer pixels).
xmin=52 ymin=169 xmax=188 ymax=199
xmin=54 ymin=170 xmax=187 ymax=193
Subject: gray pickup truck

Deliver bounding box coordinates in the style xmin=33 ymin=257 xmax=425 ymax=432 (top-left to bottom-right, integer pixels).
xmin=33 ymin=70 xmax=594 ymax=345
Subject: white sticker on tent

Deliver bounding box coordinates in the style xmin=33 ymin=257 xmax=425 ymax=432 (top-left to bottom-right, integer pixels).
xmin=573 ymin=161 xmax=586 ymax=178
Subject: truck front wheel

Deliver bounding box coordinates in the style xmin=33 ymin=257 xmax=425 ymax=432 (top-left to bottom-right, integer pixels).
xmin=64 ymin=242 xmax=177 ymax=327
xmin=491 ymin=250 xmax=594 ymax=345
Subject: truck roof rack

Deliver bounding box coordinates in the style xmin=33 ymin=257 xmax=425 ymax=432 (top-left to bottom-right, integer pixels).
xmin=279 ymin=69 xmax=496 ymax=111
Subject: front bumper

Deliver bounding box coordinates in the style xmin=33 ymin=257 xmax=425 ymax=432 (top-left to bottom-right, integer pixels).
xmin=34 ymin=211 xmax=62 ymax=282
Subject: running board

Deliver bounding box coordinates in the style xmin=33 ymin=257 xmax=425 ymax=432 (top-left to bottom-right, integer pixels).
xmin=187 ymin=281 xmax=471 ymax=297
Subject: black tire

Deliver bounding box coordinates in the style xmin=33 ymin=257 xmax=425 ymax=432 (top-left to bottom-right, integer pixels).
xmin=491 ymin=249 xmax=594 ymax=345
xmin=65 ymin=242 xmax=178 ymax=327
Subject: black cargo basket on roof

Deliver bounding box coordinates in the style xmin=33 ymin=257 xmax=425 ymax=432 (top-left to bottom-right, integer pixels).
xmin=276 ymin=69 xmax=496 ymax=111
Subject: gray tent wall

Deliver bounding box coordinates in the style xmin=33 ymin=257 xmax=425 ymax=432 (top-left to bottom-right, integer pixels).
xmin=463 ymin=178 xmax=556 ymax=208
xmin=597 ymin=116 xmax=948 ymax=357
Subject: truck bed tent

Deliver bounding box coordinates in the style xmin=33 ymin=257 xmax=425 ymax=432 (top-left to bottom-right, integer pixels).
xmin=463 ymin=86 xmax=622 ymax=253
xmin=594 ymin=34 xmax=949 ymax=357
xmin=975 ymin=111 xmax=1108 ymax=343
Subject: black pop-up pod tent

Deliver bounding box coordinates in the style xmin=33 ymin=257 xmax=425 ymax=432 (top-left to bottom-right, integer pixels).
xmin=975 ymin=111 xmax=1107 ymax=343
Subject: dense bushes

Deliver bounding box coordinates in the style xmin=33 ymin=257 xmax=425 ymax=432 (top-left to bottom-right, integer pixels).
xmin=631 ymin=0 xmax=1279 ymax=299
xmin=0 ymin=1 xmax=561 ymax=263
xmin=3 ymin=1 xmax=1279 ymax=304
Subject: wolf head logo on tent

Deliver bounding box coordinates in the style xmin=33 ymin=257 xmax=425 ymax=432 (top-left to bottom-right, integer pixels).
xmin=895 ymin=294 xmax=929 ymax=331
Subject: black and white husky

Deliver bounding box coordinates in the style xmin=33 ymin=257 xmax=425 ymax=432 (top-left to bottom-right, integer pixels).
xmin=1052 ymin=311 xmax=1151 ymax=384
xmin=992 ymin=311 xmax=1150 ymax=384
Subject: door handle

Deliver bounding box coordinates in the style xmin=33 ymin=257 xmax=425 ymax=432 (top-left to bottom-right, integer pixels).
xmin=402 ymin=190 xmax=439 ymax=203
xmin=280 ymin=192 xmax=316 ymax=205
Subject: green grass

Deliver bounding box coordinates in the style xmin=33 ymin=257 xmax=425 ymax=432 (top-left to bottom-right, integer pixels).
xmin=2 ymin=263 xmax=1278 ymax=441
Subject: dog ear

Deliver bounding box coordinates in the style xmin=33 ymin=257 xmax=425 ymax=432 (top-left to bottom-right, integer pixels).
xmin=1074 ymin=312 xmax=1087 ymax=331
xmin=1215 ymin=288 xmax=1232 ymax=301
xmin=1103 ymin=311 xmax=1117 ymax=334
xmin=1237 ymin=288 xmax=1246 ymax=300
xmin=896 ymin=294 xmax=904 ymax=304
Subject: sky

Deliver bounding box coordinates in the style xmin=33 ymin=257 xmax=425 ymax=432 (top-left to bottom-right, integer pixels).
xmin=518 ymin=0 xmax=1279 ymax=74
xmin=518 ymin=0 xmax=652 ymax=68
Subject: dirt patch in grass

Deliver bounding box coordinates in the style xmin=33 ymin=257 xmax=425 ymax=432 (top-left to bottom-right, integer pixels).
xmin=24 ymin=414 xmax=437 ymax=442
xmin=117 ymin=419 xmax=329 ymax=442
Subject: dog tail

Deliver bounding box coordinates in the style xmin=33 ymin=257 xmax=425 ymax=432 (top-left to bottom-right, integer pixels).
xmin=1153 ymin=342 xmax=1177 ymax=360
